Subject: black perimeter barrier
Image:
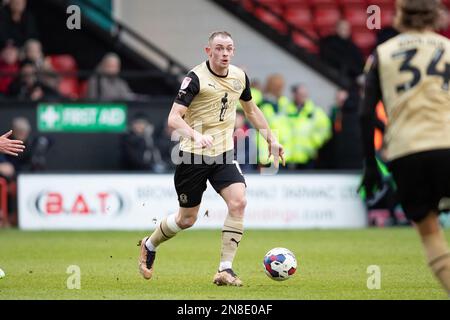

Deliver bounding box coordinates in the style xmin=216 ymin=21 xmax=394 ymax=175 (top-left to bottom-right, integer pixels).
xmin=0 ymin=100 xmax=172 ymax=171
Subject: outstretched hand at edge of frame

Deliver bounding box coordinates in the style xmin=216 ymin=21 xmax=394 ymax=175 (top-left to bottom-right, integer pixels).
xmin=0 ymin=130 xmax=25 ymax=157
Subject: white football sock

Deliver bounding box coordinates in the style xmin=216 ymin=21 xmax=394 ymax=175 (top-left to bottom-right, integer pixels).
xmin=145 ymin=213 xmax=181 ymax=252
xmin=145 ymin=237 xmax=157 ymax=252
xmin=219 ymin=261 xmax=232 ymax=271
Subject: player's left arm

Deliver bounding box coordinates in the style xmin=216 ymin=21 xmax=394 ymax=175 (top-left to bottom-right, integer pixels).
xmin=239 ymin=74 xmax=285 ymax=166
xmin=240 ymin=99 xmax=285 ymax=167
xmin=359 ymin=52 xmax=383 ymax=195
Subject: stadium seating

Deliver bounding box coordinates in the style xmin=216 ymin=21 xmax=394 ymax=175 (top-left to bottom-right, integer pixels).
xmin=307 ymin=0 xmax=336 ymax=6
xmin=49 ymin=54 xmax=77 ymax=74
xmin=254 ymin=0 xmax=283 ymax=14
xmin=280 ymin=0 xmax=306 ymax=5
xmin=242 ymin=0 xmax=255 ymax=12
xmin=352 ymin=29 xmax=377 ymax=56
xmin=292 ymin=29 xmax=319 ymax=53
xmin=78 ymin=80 xmax=88 ymax=99
xmin=379 ymin=6 xmax=395 ymax=28
xmin=285 ymin=6 xmax=312 ymax=28
xmin=48 ymin=54 xmax=79 ymax=99
xmin=343 ymin=5 xmax=367 ymax=28
xmin=255 ymin=0 xmax=280 ymax=4
xmin=313 ymin=6 xmax=341 ymax=29
xmin=338 ymin=0 xmax=367 ymax=5
xmin=234 ymin=0 xmax=404 ymax=57
xmin=366 ymin=0 xmax=394 ymax=6
xmin=255 ymin=8 xmax=288 ymax=34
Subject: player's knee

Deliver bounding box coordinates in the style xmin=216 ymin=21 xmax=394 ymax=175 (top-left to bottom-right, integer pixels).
xmin=228 ymin=197 xmax=247 ymax=215
xmin=178 ymin=216 xmax=197 ymax=229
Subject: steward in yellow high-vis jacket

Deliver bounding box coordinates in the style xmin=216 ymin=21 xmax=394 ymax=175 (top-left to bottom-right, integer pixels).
xmin=288 ymin=84 xmax=332 ymax=166
xmin=256 ymin=74 xmax=293 ymax=165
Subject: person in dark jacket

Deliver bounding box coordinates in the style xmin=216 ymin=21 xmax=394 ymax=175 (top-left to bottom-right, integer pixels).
xmin=7 ymin=59 xmax=63 ymax=101
xmin=319 ymin=20 xmax=365 ymax=80
xmin=120 ymin=113 xmax=164 ymax=171
xmin=87 ymin=53 xmax=135 ymax=101
xmin=3 ymin=117 xmax=51 ymax=173
xmin=0 ymin=0 xmax=39 ymax=48
xmin=332 ymin=85 xmax=364 ymax=169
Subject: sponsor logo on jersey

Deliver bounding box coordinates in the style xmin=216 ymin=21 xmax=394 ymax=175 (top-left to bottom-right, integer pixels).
xmin=180 ymin=77 xmax=192 ymax=90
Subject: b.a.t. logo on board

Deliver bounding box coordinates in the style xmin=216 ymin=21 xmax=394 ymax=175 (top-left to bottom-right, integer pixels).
xmin=33 ymin=191 xmax=125 ymax=216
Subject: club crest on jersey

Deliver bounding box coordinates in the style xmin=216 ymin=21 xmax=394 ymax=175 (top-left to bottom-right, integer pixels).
xmin=180 ymin=77 xmax=192 ymax=90
xmin=179 ymin=193 xmax=188 ymax=204
xmin=233 ymin=79 xmax=242 ymax=91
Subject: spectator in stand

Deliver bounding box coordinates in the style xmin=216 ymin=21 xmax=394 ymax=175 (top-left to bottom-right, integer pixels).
xmin=0 ymin=117 xmax=48 ymax=226
xmin=0 ymin=117 xmax=52 ymax=177
xmin=21 ymin=39 xmax=58 ymax=93
xmin=319 ymin=20 xmax=365 ymax=80
xmin=287 ymin=84 xmax=332 ymax=169
xmin=87 ymin=52 xmax=135 ymax=101
xmin=332 ymin=83 xmax=363 ymax=170
xmin=260 ymin=74 xmax=291 ymax=116
xmin=329 ymin=89 xmax=349 ymax=135
xmin=250 ymin=78 xmax=263 ymax=106
xmin=155 ymin=122 xmax=177 ymax=172
xmin=3 ymin=117 xmax=32 ymax=172
xmin=7 ymin=59 xmax=62 ymax=101
xmin=21 ymin=39 xmax=52 ymax=71
xmin=316 ymin=89 xmax=348 ymax=169
xmin=4 ymin=117 xmax=51 ymax=172
xmin=257 ymin=74 xmax=291 ymax=166
xmin=0 ymin=41 xmax=19 ymax=94
xmin=120 ymin=113 xmax=164 ymax=172
xmin=7 ymin=59 xmax=41 ymax=100
xmin=0 ymin=0 xmax=39 ymax=48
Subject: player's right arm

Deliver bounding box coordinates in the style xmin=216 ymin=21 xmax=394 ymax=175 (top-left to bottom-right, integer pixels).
xmin=168 ymin=72 xmax=213 ymax=148
xmin=168 ymin=103 xmax=213 ymax=148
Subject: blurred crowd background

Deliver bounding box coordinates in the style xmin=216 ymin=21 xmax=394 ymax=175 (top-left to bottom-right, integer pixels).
xmin=2 ymin=0 xmax=450 ymax=226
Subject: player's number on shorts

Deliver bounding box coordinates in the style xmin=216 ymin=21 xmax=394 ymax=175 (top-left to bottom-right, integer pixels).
xmin=393 ymin=48 xmax=450 ymax=93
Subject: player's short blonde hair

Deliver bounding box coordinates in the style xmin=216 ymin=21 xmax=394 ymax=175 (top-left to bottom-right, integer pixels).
xmin=208 ymin=31 xmax=233 ymax=44
xmin=394 ymin=0 xmax=440 ymax=31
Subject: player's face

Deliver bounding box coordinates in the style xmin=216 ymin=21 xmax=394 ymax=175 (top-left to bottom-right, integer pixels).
xmin=207 ymin=36 xmax=235 ymax=70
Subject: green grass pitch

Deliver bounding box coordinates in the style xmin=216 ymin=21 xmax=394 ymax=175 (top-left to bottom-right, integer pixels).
xmin=0 ymin=228 xmax=449 ymax=300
